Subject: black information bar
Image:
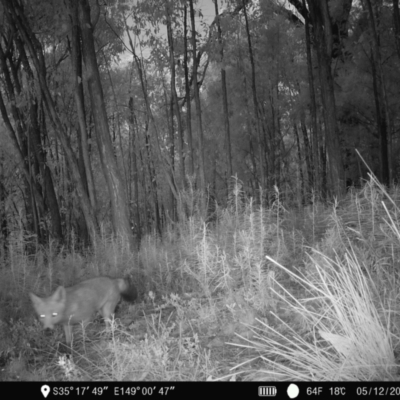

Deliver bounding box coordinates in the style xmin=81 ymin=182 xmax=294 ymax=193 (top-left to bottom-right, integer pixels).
xmin=1 ymin=382 xmax=400 ymax=399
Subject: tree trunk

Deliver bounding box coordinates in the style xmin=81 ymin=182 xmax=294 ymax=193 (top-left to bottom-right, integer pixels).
xmin=78 ymin=0 xmax=132 ymax=244
xmin=294 ymin=123 xmax=305 ymax=205
xmin=214 ymin=0 xmax=233 ymax=179
xmin=238 ymin=45 xmax=258 ymax=191
xmin=307 ymin=0 xmax=345 ymax=197
xmin=29 ymin=101 xmax=63 ymax=240
xmin=364 ymin=0 xmax=390 ymax=185
xmin=243 ymin=0 xmax=265 ymax=189
xmin=0 ymin=153 xmax=7 ymax=259
xmin=69 ymin=0 xmax=97 ymax=214
xmin=183 ymin=3 xmax=194 ymax=176
xmin=128 ymin=97 xmax=141 ymax=241
xmin=164 ymin=83 xmax=176 ymax=221
xmin=300 ymin=116 xmax=314 ymax=194
xmin=165 ymin=1 xmax=185 ymax=186
xmin=144 ymin=121 xmax=162 ymax=236
xmin=189 ymin=0 xmax=206 ymax=198
xmin=303 ymin=0 xmax=319 ymax=194
xmin=394 ymin=0 xmax=400 ymax=58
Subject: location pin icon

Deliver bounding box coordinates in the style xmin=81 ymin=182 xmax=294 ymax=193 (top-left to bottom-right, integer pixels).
xmin=41 ymin=385 xmax=50 ymax=398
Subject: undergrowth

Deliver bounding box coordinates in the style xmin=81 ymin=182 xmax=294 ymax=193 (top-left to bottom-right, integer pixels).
xmin=0 ymin=176 xmax=399 ymax=381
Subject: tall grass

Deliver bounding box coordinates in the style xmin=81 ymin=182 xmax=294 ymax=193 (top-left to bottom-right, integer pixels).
xmin=1 ymin=177 xmax=399 ymax=380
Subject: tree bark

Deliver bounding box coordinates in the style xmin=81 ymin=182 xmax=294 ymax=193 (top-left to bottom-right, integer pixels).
xmin=394 ymin=0 xmax=400 ymax=58
xmin=294 ymin=123 xmax=305 ymax=204
xmin=128 ymin=97 xmax=141 ymax=241
xmin=300 ymin=116 xmax=313 ymax=194
xmin=183 ymin=3 xmax=194 ymax=176
xmin=303 ymin=0 xmax=319 ymax=194
xmin=364 ymin=0 xmax=390 ymax=185
xmin=307 ymin=0 xmax=345 ymax=196
xmin=214 ymin=0 xmax=233 ymax=179
xmin=78 ymin=0 xmax=132 ymax=244
xmin=189 ymin=0 xmax=206 ymax=198
xmin=163 ymin=82 xmax=176 ymax=221
xmin=165 ymin=1 xmax=185 ymax=186
xmin=69 ymin=0 xmax=97 ymax=214
xmin=29 ymin=101 xmax=63 ymax=240
xmin=243 ymin=0 xmax=265 ymax=189
xmin=0 ymin=153 xmax=7 ymax=258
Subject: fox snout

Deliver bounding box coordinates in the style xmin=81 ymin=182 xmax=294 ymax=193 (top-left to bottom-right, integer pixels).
xmin=41 ymin=318 xmax=56 ymax=330
xmin=43 ymin=327 xmax=54 ymax=338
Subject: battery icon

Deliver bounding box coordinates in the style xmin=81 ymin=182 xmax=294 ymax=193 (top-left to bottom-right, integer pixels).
xmin=258 ymin=386 xmax=277 ymax=397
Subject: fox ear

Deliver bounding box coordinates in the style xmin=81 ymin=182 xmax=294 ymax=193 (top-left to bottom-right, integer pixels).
xmin=29 ymin=292 xmax=42 ymax=307
xmin=52 ymin=286 xmax=66 ymax=302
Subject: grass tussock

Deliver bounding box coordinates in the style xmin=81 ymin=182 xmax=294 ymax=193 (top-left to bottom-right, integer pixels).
xmin=1 ymin=176 xmax=399 ymax=381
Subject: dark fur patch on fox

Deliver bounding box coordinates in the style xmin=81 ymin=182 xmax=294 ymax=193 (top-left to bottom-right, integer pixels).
xmin=121 ymin=279 xmax=138 ymax=303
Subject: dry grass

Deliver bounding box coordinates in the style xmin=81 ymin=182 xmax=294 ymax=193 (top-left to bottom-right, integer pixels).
xmin=1 ymin=177 xmax=399 ymax=380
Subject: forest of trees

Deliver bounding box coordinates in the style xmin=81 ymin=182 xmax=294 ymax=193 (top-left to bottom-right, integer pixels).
xmin=0 ymin=0 xmax=399 ymax=248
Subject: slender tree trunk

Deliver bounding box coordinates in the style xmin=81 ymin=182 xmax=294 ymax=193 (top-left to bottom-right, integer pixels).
xmin=189 ymin=0 xmax=206 ymax=197
xmin=243 ymin=0 xmax=265 ymax=189
xmin=165 ymin=0 xmax=185 ymax=186
xmin=303 ymin=0 xmax=319 ymax=194
xmin=128 ymin=97 xmax=141 ymax=241
xmin=214 ymin=0 xmax=233 ymax=179
xmin=237 ymin=39 xmax=258 ymax=190
xmin=105 ymin=65 xmax=130 ymax=200
xmin=300 ymin=116 xmax=313 ymax=194
xmin=0 ymin=152 xmax=7 ymax=259
xmin=183 ymin=3 xmax=194 ymax=176
xmin=294 ymin=123 xmax=305 ymax=204
xmin=320 ymin=120 xmax=327 ymax=197
xmin=78 ymin=0 xmax=132 ymax=244
xmin=163 ymin=83 xmax=176 ymax=221
xmin=144 ymin=122 xmax=162 ymax=236
xmin=69 ymin=0 xmax=97 ymax=214
xmin=393 ymin=0 xmax=400 ymax=58
xmin=364 ymin=0 xmax=390 ymax=185
xmin=29 ymin=101 xmax=63 ymax=240
xmin=26 ymin=132 xmax=40 ymax=241
xmin=269 ymin=88 xmax=277 ymax=186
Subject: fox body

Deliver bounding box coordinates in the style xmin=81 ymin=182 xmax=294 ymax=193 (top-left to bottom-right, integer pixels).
xmin=29 ymin=277 xmax=137 ymax=345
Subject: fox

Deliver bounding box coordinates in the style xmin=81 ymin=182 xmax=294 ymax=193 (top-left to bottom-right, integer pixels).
xmin=29 ymin=276 xmax=137 ymax=346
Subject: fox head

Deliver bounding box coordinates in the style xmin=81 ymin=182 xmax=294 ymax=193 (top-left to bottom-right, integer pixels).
xmin=29 ymin=286 xmax=67 ymax=329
